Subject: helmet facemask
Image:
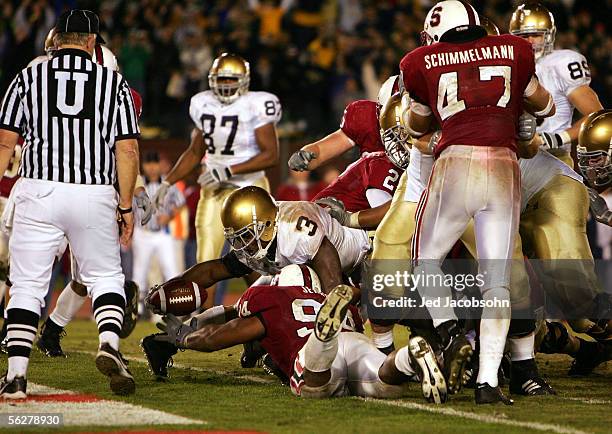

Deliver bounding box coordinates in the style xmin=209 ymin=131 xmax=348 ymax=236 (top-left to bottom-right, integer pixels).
xmin=224 ymin=207 xmax=278 ymax=261
xmin=577 ymin=148 xmax=612 ymax=187
xmin=382 ymin=125 xmax=412 ymax=169
xmin=514 ymin=29 xmax=555 ymax=60
xmin=209 ymin=74 xmax=249 ymax=104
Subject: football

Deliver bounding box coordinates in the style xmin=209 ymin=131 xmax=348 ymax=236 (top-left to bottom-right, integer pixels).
xmin=146 ymin=279 xmax=207 ymax=316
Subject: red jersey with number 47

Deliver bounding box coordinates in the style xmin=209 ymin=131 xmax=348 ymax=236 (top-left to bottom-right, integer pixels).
xmin=340 ymin=100 xmax=384 ymax=154
xmin=236 ymin=285 xmax=363 ymax=378
xmin=312 ymin=151 xmax=400 ymax=212
xmin=400 ymin=34 xmax=535 ymax=157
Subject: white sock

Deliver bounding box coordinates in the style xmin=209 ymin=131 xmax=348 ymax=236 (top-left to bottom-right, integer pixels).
xmin=394 ymin=346 xmax=416 ymax=377
xmin=99 ymin=331 xmax=119 ymax=351
xmin=7 ymin=356 xmax=29 ymax=380
xmin=372 ymin=330 xmax=394 ymax=349
xmin=303 ymin=333 xmax=338 ymax=372
xmin=50 ymin=282 xmax=87 ymax=328
xmin=476 ymin=287 xmax=511 ymax=387
xmin=509 ymin=333 xmax=535 ymax=362
xmin=415 ymin=263 xmax=457 ymax=328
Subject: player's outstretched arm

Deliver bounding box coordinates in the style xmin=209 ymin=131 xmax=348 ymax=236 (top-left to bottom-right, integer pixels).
xmin=0 ymin=129 xmax=19 ymax=180
xmin=182 ymin=316 xmax=265 ymax=352
xmin=230 ymin=122 xmax=279 ymax=175
xmin=164 ymin=128 xmax=205 ymax=185
xmin=290 ymin=129 xmax=354 ymax=171
xmin=174 ymin=254 xmax=252 ymax=292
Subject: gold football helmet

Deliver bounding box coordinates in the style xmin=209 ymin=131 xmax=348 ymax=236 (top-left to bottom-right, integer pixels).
xmin=479 ymin=15 xmax=500 ymax=36
xmin=45 ymin=27 xmax=58 ymax=58
xmin=577 ymin=110 xmax=612 ymax=187
xmin=208 ymin=53 xmax=250 ymax=104
xmin=221 ymin=186 xmax=278 ymax=260
xmin=379 ymin=92 xmax=412 ymax=170
xmin=509 ymin=2 xmax=555 ymax=59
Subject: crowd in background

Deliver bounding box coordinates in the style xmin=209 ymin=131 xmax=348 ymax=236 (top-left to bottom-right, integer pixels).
xmin=1 ymin=0 xmax=611 ymax=297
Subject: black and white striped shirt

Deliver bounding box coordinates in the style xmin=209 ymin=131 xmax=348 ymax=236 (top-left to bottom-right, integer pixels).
xmin=0 ymin=48 xmax=139 ymax=185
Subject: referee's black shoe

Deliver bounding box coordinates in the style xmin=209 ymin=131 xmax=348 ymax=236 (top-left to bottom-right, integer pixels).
xmin=37 ymin=319 xmax=67 ymax=358
xmin=0 ymin=374 xmax=27 ymax=399
xmin=96 ymin=343 xmax=135 ymax=395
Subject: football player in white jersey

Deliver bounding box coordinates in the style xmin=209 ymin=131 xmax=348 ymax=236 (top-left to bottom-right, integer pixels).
xmin=509 ymin=2 xmax=603 ymax=166
xmin=153 ymin=53 xmax=281 ymax=307
xmin=508 ymin=2 xmax=609 ymax=343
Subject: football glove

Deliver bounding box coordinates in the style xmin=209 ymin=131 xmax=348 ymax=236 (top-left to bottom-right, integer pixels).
xmin=134 ymin=189 xmax=153 ymax=225
xmin=154 ymin=314 xmax=197 ymax=348
xmin=288 ymin=150 xmax=317 ymax=171
xmin=539 ymin=131 xmax=571 ymax=150
xmin=315 ymin=197 xmax=361 ymax=228
xmin=517 ymin=113 xmax=537 ymax=142
xmin=587 ymin=188 xmax=612 ymax=226
xmin=198 ymin=165 xmax=233 ymax=186
xmin=152 ymin=181 xmax=170 ymax=210
xmin=427 ymin=130 xmax=442 ymax=154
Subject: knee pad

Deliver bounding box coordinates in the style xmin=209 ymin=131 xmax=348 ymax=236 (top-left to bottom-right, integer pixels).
xmin=508 ymin=318 xmax=535 ymax=338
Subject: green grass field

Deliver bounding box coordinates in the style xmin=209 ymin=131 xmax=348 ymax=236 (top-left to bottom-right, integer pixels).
xmin=0 ymin=319 xmax=610 ymax=433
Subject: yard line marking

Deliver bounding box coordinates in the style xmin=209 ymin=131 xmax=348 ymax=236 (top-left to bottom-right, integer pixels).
xmin=75 ymin=350 xmax=276 ymax=385
xmin=358 ymin=398 xmax=591 ymax=434
xmin=2 ymin=383 xmax=205 ymax=427
xmin=559 ymin=397 xmax=611 ymax=405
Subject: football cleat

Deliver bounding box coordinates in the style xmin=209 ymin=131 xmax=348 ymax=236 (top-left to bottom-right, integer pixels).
xmin=262 ymin=353 xmax=289 ymax=385
xmin=95 ymin=343 xmax=135 ymax=395
xmin=140 ymin=334 xmax=177 ymax=380
xmin=314 ymin=285 xmax=353 ymax=342
xmin=442 ymin=334 xmax=473 ymax=394
xmin=568 ymin=340 xmax=609 ymax=377
xmin=240 ymin=340 xmax=267 ymax=369
xmin=409 ymin=336 xmax=448 ymax=404
xmin=0 ymin=374 xmax=26 ymax=399
xmin=36 ymin=320 xmax=67 ymax=358
xmin=119 ymin=280 xmax=139 ymax=339
xmin=510 ymin=358 xmax=555 ymax=395
xmin=475 ymin=383 xmax=514 ymax=405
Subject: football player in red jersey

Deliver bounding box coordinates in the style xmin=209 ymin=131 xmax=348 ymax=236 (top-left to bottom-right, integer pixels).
xmin=288 ymin=99 xmax=384 ymax=172
xmin=400 ymin=0 xmax=554 ymax=404
xmin=141 ymin=266 xmax=448 ymax=403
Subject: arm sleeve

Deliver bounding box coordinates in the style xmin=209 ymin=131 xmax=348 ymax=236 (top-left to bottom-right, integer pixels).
xmin=339 ymin=100 xmax=379 ymax=150
xmin=0 ymin=73 xmax=25 ymax=133
xmin=253 ymin=92 xmax=282 ymax=129
xmin=189 ymin=95 xmax=202 ymax=129
xmin=115 ymin=78 xmax=140 ymax=140
xmin=559 ymin=51 xmax=591 ymax=95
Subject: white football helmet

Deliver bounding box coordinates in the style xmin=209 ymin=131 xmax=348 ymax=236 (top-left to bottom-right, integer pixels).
xmin=93 ymin=45 xmax=119 ymax=71
xmin=422 ymin=0 xmax=481 ymax=45
xmin=273 ymin=264 xmax=322 ymax=293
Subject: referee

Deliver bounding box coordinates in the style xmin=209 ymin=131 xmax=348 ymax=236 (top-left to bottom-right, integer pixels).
xmin=0 ymin=10 xmax=139 ymax=398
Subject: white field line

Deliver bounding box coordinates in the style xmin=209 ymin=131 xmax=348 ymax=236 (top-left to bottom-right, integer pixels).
xmin=559 ymin=397 xmax=611 ymax=405
xmin=359 ymin=398 xmax=591 ymax=434
xmin=75 ymin=350 xmax=276 ymax=384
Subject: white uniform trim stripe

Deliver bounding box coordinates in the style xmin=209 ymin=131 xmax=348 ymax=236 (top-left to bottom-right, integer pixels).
xmin=7 ymin=323 xmax=37 ymax=332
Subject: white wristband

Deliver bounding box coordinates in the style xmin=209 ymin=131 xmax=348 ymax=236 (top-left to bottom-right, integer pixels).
xmin=534 ymin=95 xmax=554 ymax=117
xmin=348 ymin=211 xmax=361 ymax=229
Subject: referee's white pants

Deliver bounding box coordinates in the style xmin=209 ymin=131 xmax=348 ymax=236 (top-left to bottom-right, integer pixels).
xmin=132 ymin=226 xmax=179 ymax=300
xmin=7 ymin=178 xmax=125 ymax=316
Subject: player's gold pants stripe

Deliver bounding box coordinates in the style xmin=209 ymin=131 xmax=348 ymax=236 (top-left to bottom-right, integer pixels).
xmin=195 ymin=177 xmax=270 ymax=264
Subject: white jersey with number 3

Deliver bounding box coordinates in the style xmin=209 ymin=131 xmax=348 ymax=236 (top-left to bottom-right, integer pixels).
xmin=189 ymin=90 xmax=282 ymax=187
xmin=274 ymin=202 xmax=370 ymax=272
xmin=536 ymin=49 xmax=591 ymax=135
